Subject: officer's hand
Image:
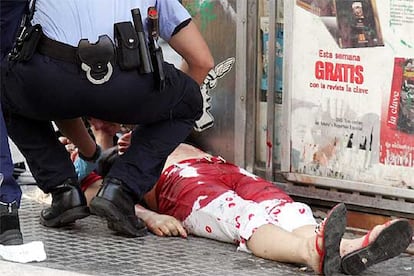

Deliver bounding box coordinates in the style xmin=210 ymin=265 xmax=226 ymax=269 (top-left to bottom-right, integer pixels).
xmin=117 ymin=131 xmax=132 ymax=155
xmin=59 ymin=136 xmax=77 ymax=161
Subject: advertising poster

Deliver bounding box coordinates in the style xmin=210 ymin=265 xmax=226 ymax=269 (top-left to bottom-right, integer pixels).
xmin=289 ymin=0 xmax=414 ymax=189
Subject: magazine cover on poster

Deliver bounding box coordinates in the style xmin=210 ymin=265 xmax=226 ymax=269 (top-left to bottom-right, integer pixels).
xmin=289 ymin=0 xmax=414 ymax=188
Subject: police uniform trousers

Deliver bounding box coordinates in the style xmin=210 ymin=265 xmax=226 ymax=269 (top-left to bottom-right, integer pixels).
xmin=1 ymin=50 xmax=203 ymax=200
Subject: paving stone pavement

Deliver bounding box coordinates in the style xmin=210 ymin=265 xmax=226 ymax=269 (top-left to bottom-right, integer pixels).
xmin=1 ymin=185 xmax=413 ymax=276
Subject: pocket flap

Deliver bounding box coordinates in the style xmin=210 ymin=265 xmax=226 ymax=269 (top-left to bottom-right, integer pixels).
xmin=114 ymin=22 xmax=139 ymax=49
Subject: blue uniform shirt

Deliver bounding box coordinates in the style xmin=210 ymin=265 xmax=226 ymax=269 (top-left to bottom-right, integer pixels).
xmin=31 ymin=0 xmax=191 ymax=46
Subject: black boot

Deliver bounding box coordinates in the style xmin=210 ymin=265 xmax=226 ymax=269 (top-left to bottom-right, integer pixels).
xmin=90 ymin=178 xmax=147 ymax=237
xmin=40 ymin=178 xmax=90 ymax=227
xmin=0 ymin=201 xmax=23 ymax=245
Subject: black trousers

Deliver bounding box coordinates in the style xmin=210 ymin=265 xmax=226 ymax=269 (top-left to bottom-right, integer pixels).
xmin=1 ymin=52 xmax=202 ymax=199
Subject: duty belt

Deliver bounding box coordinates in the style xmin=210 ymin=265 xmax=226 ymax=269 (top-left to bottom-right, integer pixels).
xmin=37 ymin=34 xmax=115 ymax=85
xmin=37 ymin=34 xmax=79 ymax=64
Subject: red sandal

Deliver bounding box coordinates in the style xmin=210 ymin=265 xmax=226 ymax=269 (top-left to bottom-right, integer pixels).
xmin=315 ymin=203 xmax=347 ymax=275
xmin=341 ymin=219 xmax=413 ymax=275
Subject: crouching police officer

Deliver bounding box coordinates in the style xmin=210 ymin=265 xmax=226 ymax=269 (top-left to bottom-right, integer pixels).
xmin=0 ymin=0 xmax=29 ymax=246
xmin=1 ymin=0 xmax=214 ymax=237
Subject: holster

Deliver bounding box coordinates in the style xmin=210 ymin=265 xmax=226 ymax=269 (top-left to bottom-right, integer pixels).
xmin=114 ymin=22 xmax=141 ymax=71
xmin=77 ymin=35 xmax=115 ymax=85
xmin=9 ymin=24 xmax=43 ymax=62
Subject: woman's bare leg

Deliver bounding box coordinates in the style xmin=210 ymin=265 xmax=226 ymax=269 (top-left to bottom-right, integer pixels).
xmin=83 ymin=180 xmax=102 ymax=206
xmin=247 ymin=224 xmax=322 ymax=273
xmin=290 ymin=221 xmax=368 ymax=257
xmin=247 ymin=203 xmax=346 ymax=274
xmin=292 ymin=225 xmax=316 ymax=238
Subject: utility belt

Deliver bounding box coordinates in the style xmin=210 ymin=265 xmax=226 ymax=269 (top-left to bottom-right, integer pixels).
xmin=9 ymin=8 xmax=165 ymax=89
xmin=39 ymin=30 xmax=117 ymax=85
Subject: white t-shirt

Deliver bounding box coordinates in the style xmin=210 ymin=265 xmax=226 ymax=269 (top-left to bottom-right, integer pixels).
xmin=31 ymin=0 xmax=191 ymax=46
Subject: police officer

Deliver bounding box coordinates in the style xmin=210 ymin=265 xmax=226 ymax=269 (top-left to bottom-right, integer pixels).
xmin=0 ymin=0 xmax=28 ymax=246
xmin=1 ymin=0 xmax=214 ymax=237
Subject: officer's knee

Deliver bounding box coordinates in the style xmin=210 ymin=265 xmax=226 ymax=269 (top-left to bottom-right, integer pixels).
xmin=186 ymin=80 xmax=203 ymax=120
xmin=175 ymin=78 xmax=203 ymax=120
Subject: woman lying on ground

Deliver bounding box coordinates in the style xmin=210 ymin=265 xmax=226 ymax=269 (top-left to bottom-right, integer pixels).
xmin=62 ymin=120 xmax=413 ymax=276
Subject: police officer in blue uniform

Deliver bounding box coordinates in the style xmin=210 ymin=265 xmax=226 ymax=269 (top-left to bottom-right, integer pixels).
xmin=0 ymin=0 xmax=28 ymax=246
xmin=1 ymin=0 xmax=214 ymax=237
xmin=0 ymin=0 xmax=27 ymax=245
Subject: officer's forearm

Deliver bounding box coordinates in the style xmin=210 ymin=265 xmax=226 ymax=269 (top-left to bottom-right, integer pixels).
xmin=55 ymin=118 xmax=96 ymax=159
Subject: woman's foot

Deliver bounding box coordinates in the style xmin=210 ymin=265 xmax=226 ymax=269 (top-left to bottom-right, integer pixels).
xmin=309 ymin=203 xmax=347 ymax=275
xmin=341 ymin=219 xmax=413 ymax=275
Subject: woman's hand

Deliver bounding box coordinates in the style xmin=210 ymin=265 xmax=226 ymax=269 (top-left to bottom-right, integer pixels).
xmin=135 ymin=204 xmax=187 ymax=238
xmin=146 ymin=214 xmax=187 ymax=238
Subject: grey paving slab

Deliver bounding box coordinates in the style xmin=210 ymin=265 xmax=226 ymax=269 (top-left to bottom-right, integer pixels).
xmin=0 ymin=261 xmax=92 ymax=276
xmin=1 ymin=185 xmax=413 ymax=276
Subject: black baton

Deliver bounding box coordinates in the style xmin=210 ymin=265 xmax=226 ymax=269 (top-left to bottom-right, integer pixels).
xmin=131 ymin=8 xmax=153 ymax=74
